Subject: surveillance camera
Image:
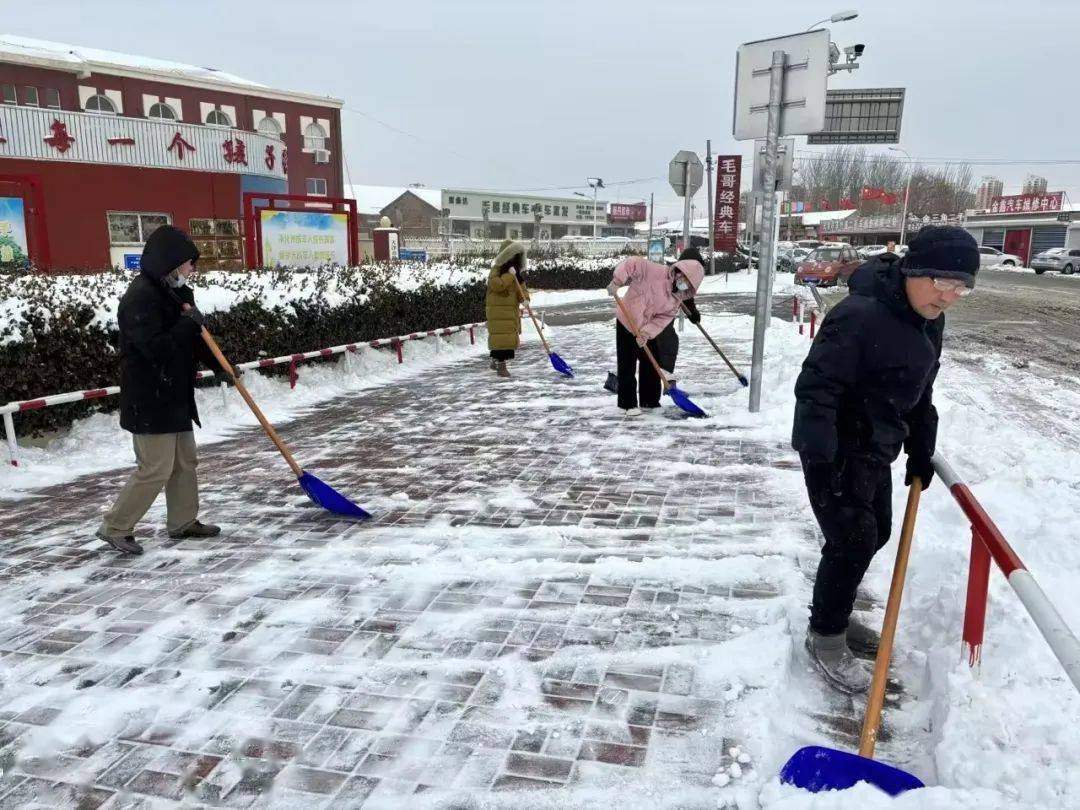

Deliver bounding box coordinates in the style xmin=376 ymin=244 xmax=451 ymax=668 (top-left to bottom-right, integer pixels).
xmin=845 ymin=43 xmax=865 ymax=57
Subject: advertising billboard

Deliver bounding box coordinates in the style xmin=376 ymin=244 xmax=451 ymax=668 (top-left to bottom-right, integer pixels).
xmin=0 ymin=197 xmax=29 ymax=265
xmin=260 ymin=210 xmax=350 ymax=267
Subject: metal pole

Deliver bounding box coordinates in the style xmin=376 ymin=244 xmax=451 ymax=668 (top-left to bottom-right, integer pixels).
xmin=593 ymin=185 xmax=599 ymax=240
xmin=706 ymin=140 xmax=715 ymax=276
xmin=899 ymin=171 xmax=912 ymax=245
xmin=682 ymin=162 xmax=692 ymax=256
xmin=748 ymin=49 xmax=786 ymax=413
xmin=648 ymin=192 xmax=654 ymax=242
xmin=2 ymin=410 xmax=18 ymax=467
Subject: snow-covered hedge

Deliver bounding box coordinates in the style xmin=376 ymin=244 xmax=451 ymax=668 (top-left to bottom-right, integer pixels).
xmin=0 ymin=257 xmax=623 ymax=435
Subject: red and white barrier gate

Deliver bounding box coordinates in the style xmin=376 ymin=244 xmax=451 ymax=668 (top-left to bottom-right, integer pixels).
xmin=936 ymin=454 xmax=1080 ymax=693
xmin=1 ymin=322 xmax=486 ymax=468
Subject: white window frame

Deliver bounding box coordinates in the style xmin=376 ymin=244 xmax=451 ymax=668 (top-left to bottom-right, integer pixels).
xmin=147 ymin=102 xmax=178 ymax=121
xmin=43 ymin=88 xmax=60 ymax=109
xmin=84 ymin=94 xmax=118 ymax=115
xmin=205 ymin=109 xmax=232 ymax=128
xmin=303 ymin=122 xmax=328 ymax=151
xmin=23 ymin=87 xmax=38 ymax=107
xmin=256 ymin=115 xmax=282 ymax=138
xmin=305 ymin=178 xmax=328 ymax=197
xmin=1 ymin=85 xmax=15 ymax=104
xmin=107 ymin=211 xmax=172 ymax=247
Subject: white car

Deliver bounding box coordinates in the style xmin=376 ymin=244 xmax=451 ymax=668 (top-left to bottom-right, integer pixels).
xmin=978 ymin=246 xmax=1022 ymax=268
xmin=858 ymin=244 xmax=888 ymax=258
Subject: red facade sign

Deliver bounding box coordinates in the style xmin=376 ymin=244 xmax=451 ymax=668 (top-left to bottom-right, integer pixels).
xmin=608 ymin=203 xmax=647 ymax=223
xmin=712 ymin=155 xmax=741 ymax=253
xmin=44 ymin=120 xmax=75 ymax=153
xmin=223 ymin=138 xmax=248 ymax=166
xmin=264 ymin=144 xmax=276 ymax=171
xmin=167 ymin=132 xmax=196 ymax=161
xmin=989 ymin=192 xmax=1063 ymax=215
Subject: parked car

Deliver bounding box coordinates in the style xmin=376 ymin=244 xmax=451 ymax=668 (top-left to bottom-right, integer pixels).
xmin=777 ymin=246 xmax=813 ymax=273
xmin=858 ymin=244 xmax=888 ymax=258
xmin=1031 ymin=247 xmax=1080 ymax=275
xmin=796 ymin=239 xmax=823 ymax=250
xmin=978 ymin=246 xmax=1022 ymax=268
xmin=795 ymin=245 xmax=864 ymax=287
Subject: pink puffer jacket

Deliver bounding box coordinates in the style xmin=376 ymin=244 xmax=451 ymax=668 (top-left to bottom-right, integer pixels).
xmin=612 ymin=257 xmax=706 ymax=340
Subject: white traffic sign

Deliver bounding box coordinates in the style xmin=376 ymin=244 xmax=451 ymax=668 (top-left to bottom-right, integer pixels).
xmin=733 ymin=29 xmax=830 ymax=141
xmin=669 ymin=150 xmax=703 ymax=197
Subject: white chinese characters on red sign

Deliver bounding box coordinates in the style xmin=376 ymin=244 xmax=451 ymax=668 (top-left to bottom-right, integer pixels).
xmin=609 ymin=203 xmax=647 ymax=223
xmin=989 ymin=192 xmax=1063 ymax=215
xmin=713 ymin=156 xmax=741 ymax=253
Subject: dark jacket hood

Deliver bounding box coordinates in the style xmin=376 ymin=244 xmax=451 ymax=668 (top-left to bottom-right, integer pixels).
xmin=849 ymin=253 xmax=927 ymax=326
xmin=140 ymin=225 xmax=200 ymax=282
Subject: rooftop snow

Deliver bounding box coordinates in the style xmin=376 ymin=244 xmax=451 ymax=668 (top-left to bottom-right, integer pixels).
xmin=345 ymin=185 xmax=444 ymax=216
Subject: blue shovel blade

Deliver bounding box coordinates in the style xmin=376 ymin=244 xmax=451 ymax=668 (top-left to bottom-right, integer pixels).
xmin=548 ymin=351 xmax=574 ymax=378
xmin=666 ymin=384 xmax=707 ymax=418
xmin=298 ymin=470 xmax=372 ymax=519
xmin=780 ymin=746 xmax=924 ymax=796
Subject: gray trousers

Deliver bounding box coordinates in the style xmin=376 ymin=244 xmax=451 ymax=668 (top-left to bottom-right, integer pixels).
xmin=100 ymin=432 xmax=199 ymax=537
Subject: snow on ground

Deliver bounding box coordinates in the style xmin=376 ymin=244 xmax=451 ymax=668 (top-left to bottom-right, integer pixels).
xmin=0 ymin=287 xmax=1077 ymax=807
xmin=0 ymin=330 xmax=489 ymax=498
xmin=528 ymin=271 xmax=796 ymax=310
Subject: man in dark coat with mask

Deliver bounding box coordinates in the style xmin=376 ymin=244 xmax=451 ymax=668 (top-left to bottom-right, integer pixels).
xmin=96 ymin=225 xmax=226 ymax=554
xmin=792 ymin=225 xmax=979 ymax=693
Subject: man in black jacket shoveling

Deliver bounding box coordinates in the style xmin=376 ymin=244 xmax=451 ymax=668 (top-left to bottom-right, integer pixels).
xmin=96 ymin=225 xmax=225 ymax=555
xmin=792 ymin=225 xmax=979 ymax=693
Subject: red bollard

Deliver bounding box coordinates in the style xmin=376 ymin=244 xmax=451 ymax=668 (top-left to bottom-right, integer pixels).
xmin=798 ymin=301 xmax=805 ymax=335
xmin=392 ymin=337 xmax=404 ymax=364
xmin=962 ymin=528 xmax=993 ymax=669
xmin=469 ymin=327 xmax=475 ymax=345
xmin=809 ymin=309 xmax=817 ymax=338
xmin=792 ymin=295 xmax=798 ymax=322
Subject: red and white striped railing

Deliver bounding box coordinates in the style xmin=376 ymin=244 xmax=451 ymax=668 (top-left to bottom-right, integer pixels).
xmin=935 ymin=454 xmax=1080 ymax=693
xmin=2 ymin=322 xmax=485 ymax=467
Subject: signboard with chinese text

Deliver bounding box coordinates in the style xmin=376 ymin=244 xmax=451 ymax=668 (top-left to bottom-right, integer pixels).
xmin=0 ymin=197 xmax=29 ymax=265
xmin=398 ymin=248 xmax=428 ymax=262
xmin=608 ymin=203 xmax=647 ymax=223
xmin=712 ymin=156 xmax=741 ymax=253
xmin=443 ymin=190 xmax=602 ymax=225
xmin=807 ymin=88 xmax=905 ymax=145
xmin=260 ymin=210 xmax=350 ymax=267
xmin=988 ymin=193 xmax=1063 ymax=215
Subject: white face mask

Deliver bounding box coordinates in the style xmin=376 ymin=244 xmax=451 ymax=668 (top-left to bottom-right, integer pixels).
xmin=165 ymin=270 xmax=188 ymax=288
xmin=675 ymin=280 xmax=690 ymax=292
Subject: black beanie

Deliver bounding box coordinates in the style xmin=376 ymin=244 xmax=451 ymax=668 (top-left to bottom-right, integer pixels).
xmin=900 ymin=225 xmax=980 ymax=287
xmin=677 ymin=246 xmax=705 ymax=266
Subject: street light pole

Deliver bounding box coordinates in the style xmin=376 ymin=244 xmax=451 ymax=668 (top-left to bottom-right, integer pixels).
xmin=587 ymin=178 xmax=604 ymax=240
xmin=890 ymin=146 xmax=913 ymax=245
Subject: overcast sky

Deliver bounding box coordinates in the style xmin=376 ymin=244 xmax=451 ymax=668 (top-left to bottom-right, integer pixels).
xmin=8 ymin=0 xmax=1080 ymax=221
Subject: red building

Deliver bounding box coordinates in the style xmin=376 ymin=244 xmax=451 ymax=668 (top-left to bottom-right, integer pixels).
xmin=0 ymin=35 xmax=346 ymax=270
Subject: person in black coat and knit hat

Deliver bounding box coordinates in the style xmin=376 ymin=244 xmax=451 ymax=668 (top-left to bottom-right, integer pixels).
xmin=96 ymin=225 xmax=227 ymax=555
xmin=792 ymin=225 xmax=979 ymax=694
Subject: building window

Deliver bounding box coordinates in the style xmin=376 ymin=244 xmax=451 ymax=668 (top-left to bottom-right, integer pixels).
xmin=44 ymin=88 xmax=60 ymax=109
xmin=1 ymin=85 xmax=14 ymax=104
xmin=205 ymin=108 xmax=232 ymax=127
xmin=108 ymin=212 xmax=171 ymax=246
xmin=303 ymin=122 xmax=328 ymax=151
xmin=306 ymin=177 xmax=328 ymax=196
xmin=147 ymin=102 xmax=178 ymax=121
xmin=256 ymin=116 xmax=282 ymax=138
xmin=85 ymin=94 xmax=118 ymax=115
xmin=190 ymin=219 xmax=242 ymax=269
xmin=23 ymin=87 xmax=38 ymax=106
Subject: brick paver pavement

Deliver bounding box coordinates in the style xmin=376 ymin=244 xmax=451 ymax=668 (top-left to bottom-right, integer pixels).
xmin=0 ymin=314 xmax=901 ymax=808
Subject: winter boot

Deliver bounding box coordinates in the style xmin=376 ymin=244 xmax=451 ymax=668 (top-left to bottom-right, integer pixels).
xmin=169 ymin=520 xmax=222 ymax=540
xmin=489 ymin=358 xmax=498 ymax=371
xmin=495 ymin=361 xmax=511 ymax=378
xmin=805 ymin=630 xmax=871 ymax=695
xmin=622 ymin=407 xmax=643 ymax=418
xmin=95 ymin=528 xmax=144 ymax=556
xmin=845 ymin=614 xmax=881 ymax=655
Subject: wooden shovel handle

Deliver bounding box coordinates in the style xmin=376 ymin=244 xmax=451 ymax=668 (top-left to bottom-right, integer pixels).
xmin=513 ymin=276 xmax=551 ymax=354
xmin=613 ymin=293 xmax=670 ymax=390
xmin=858 ymin=479 xmax=922 ymax=758
xmin=195 ymin=322 xmax=303 ymax=479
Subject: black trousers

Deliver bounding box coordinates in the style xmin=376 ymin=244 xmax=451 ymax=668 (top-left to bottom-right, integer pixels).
xmin=804 ymin=454 xmax=893 ymax=636
xmin=615 ymin=321 xmax=676 ymax=409
xmin=490 ymin=349 xmax=515 ymax=361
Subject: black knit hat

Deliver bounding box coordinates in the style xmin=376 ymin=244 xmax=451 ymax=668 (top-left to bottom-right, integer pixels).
xmin=677 ymin=247 xmax=705 ymax=266
xmin=140 ymin=225 xmax=200 ymax=282
xmin=900 ymin=225 xmax=980 ymax=288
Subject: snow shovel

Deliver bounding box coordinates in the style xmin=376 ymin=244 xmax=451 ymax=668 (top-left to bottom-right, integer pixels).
xmin=780 ymin=479 xmax=924 ymax=796
xmin=514 ymin=276 xmax=574 ymax=378
xmin=612 ymin=295 xmax=707 ymax=418
xmin=186 ymin=307 xmax=371 ymax=519
xmin=681 ymin=303 xmax=748 ymax=387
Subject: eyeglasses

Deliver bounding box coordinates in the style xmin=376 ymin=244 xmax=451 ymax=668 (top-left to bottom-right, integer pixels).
xmin=931 ymin=278 xmax=973 ymax=297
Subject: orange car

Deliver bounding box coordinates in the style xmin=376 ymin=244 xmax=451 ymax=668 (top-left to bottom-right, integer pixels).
xmin=795 ymin=245 xmax=864 ymax=287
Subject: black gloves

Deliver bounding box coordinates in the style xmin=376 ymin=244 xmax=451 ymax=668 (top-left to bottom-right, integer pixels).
xmin=804 ymin=460 xmax=843 ymax=508
xmin=684 ymin=299 xmax=702 ymax=325
xmin=182 ymin=306 xmax=206 ymax=328
xmin=905 ymin=456 xmax=934 ymax=490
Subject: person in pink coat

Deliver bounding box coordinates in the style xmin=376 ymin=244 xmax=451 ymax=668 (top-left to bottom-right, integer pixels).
xmin=607 ymin=248 xmax=706 ymax=416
